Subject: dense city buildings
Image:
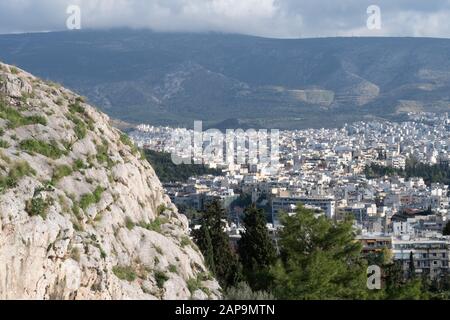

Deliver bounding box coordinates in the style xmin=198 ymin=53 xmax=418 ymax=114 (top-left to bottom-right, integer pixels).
xmin=131 ymin=112 xmax=450 ymax=280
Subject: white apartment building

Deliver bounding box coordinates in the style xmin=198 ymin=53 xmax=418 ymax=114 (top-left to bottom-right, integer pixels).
xmin=271 ymin=196 xmax=336 ymax=226
xmin=392 ymin=238 xmax=450 ymax=280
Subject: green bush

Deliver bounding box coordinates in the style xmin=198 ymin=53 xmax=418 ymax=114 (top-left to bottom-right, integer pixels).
xmin=113 ymin=266 xmax=137 ymax=282
xmin=73 ymin=159 xmax=85 ymax=171
xmin=99 ymin=247 xmax=107 ymax=259
xmin=26 ymin=196 xmax=52 ymax=219
xmin=67 ymin=114 xmax=87 ymax=140
xmin=154 ymin=271 xmax=169 ymax=289
xmin=199 ymin=272 xmax=213 ymax=281
xmin=10 ymin=67 xmax=19 ymax=74
xmin=96 ymin=141 xmax=114 ymax=168
xmin=79 ymin=186 xmax=104 ymax=210
xmin=139 ymin=217 xmax=170 ymax=233
xmin=168 ymin=264 xmax=178 ymax=273
xmin=186 ymin=273 xmax=215 ymax=295
xmin=0 ymin=139 xmax=9 ymax=148
xmin=52 ymin=165 xmax=72 ymax=182
xmin=0 ymin=102 xmax=47 ymax=128
xmin=139 ymin=149 xmax=147 ymax=161
xmin=72 ymin=203 xmax=83 ymax=221
xmin=120 ymin=133 xmax=139 ymax=154
xmin=86 ymin=118 xmax=95 ymax=131
xmin=69 ymin=101 xmax=85 ymax=114
xmin=93 ymin=186 xmax=104 ymax=201
xmin=186 ymin=277 xmax=202 ymax=294
xmin=74 ymin=121 xmax=87 ymax=140
xmin=180 ymin=236 xmax=192 ymax=248
xmin=157 ymin=204 xmax=167 ymax=215
xmin=125 ymin=217 xmax=135 ymax=230
xmin=28 ymin=115 xmax=47 ymax=126
xmin=19 ymin=139 xmax=66 ymax=159
xmin=0 ymin=160 xmax=35 ymax=191
xmin=120 ymin=133 xmax=132 ymax=146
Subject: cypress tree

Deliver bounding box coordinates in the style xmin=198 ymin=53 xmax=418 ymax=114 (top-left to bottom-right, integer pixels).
xmin=238 ymin=204 xmax=277 ymax=290
xmin=193 ymin=223 xmax=215 ymax=275
xmin=408 ymin=251 xmax=416 ymax=280
xmin=443 ymin=221 xmax=450 ymax=236
xmin=193 ymin=199 xmax=242 ymax=288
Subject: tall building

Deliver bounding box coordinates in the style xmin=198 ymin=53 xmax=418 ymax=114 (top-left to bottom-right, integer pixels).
xmin=271 ymin=196 xmax=336 ymax=225
xmin=392 ymin=238 xmax=450 ymax=280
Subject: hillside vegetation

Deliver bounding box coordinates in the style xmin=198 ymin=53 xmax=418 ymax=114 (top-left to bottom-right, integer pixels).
xmin=145 ymin=150 xmax=223 ymax=183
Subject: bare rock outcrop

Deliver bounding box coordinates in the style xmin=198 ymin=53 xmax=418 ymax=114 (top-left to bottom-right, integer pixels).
xmin=0 ymin=63 xmax=220 ymax=300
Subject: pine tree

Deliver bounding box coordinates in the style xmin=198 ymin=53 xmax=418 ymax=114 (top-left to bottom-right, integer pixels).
xmin=394 ymin=278 xmax=424 ymax=300
xmin=385 ymin=260 xmax=404 ymax=297
xmin=238 ymin=205 xmax=277 ymax=290
xmin=271 ymin=205 xmax=368 ymax=300
xmin=384 ymin=259 xmax=427 ymax=300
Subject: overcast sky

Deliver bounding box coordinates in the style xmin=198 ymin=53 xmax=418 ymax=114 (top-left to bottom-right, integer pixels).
xmin=1 ymin=0 xmax=450 ymax=38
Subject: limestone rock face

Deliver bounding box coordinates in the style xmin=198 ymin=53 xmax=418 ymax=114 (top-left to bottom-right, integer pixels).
xmin=0 ymin=63 xmax=220 ymax=300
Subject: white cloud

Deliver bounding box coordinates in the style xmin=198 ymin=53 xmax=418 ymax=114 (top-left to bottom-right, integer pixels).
xmin=0 ymin=0 xmax=450 ymax=38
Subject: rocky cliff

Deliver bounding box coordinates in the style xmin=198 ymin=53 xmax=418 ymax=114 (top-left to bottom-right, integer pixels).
xmin=0 ymin=62 xmax=220 ymax=300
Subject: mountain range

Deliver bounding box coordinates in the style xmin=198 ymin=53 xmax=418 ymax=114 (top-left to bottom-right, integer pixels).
xmin=1 ymin=29 xmax=450 ymax=129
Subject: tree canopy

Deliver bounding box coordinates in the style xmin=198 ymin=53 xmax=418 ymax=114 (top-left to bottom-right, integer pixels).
xmin=271 ymin=206 xmax=368 ymax=300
